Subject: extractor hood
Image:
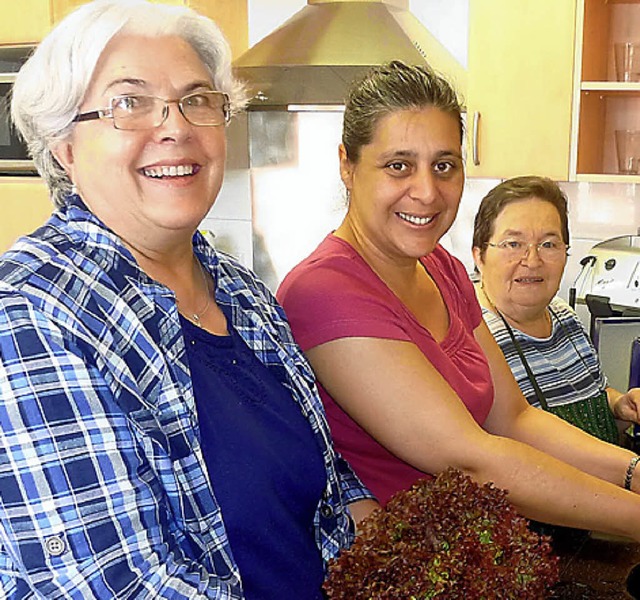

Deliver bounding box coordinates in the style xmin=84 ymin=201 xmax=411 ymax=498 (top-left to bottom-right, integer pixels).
xmin=233 ymin=0 xmax=467 ymax=108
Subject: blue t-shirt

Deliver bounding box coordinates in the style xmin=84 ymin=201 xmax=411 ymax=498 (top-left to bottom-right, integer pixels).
xmin=181 ymin=316 xmax=326 ymax=599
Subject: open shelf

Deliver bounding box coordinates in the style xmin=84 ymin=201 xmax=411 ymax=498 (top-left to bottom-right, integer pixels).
xmin=572 ymin=0 xmax=640 ymax=178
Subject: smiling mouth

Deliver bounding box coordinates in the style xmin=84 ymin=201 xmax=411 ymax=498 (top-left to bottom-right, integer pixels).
xmin=141 ymin=164 xmax=200 ymax=178
xmin=397 ymin=211 xmax=434 ymax=226
xmin=515 ymin=276 xmax=544 ymax=283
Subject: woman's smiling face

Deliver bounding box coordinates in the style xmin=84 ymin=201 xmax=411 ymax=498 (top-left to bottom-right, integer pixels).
xmin=339 ymin=106 xmax=464 ymax=265
xmin=475 ymin=198 xmax=568 ymax=317
xmin=53 ymin=33 xmax=227 ymax=252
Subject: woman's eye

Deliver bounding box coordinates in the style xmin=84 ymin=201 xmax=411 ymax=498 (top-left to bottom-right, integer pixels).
xmin=387 ymin=161 xmax=408 ymax=173
xmin=184 ymin=93 xmax=208 ymax=107
xmin=504 ymin=240 xmax=522 ymax=250
xmin=434 ymin=160 xmax=457 ymax=175
xmin=113 ymin=96 xmax=144 ymax=112
xmin=540 ymin=240 xmax=558 ymax=250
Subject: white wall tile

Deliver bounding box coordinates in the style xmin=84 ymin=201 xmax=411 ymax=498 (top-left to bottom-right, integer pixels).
xmin=560 ymin=181 xmax=640 ymax=305
xmin=440 ymin=177 xmax=499 ymax=273
xmin=208 ymin=169 xmax=252 ymax=221
xmin=409 ymin=0 xmax=469 ymax=68
xmin=200 ymin=218 xmax=254 ymax=270
xmin=247 ymin=0 xmax=303 ymax=46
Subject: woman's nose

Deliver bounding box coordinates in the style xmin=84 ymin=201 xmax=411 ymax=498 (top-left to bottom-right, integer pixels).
xmin=410 ymin=170 xmax=439 ymax=201
xmin=520 ymin=243 xmax=543 ymax=265
xmin=155 ymin=102 xmax=191 ymax=141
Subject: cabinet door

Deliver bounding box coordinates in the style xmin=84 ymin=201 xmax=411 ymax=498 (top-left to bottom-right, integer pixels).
xmin=51 ymin=0 xmax=185 ymax=26
xmin=0 ymin=1 xmax=52 ymax=43
xmin=466 ymin=0 xmax=576 ymax=180
xmin=52 ymin=1 xmax=248 ymax=60
xmin=187 ymin=0 xmax=248 ymax=59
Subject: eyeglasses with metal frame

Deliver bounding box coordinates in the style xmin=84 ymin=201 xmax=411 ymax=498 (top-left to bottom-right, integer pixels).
xmin=486 ymin=238 xmax=570 ymax=261
xmin=72 ymin=90 xmax=230 ymax=130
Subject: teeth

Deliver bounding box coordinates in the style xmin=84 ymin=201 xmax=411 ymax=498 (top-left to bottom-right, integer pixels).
xmin=143 ymin=164 xmax=195 ymax=178
xmin=398 ymin=212 xmax=434 ymax=226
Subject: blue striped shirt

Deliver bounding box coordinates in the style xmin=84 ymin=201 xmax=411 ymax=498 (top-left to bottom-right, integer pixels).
xmin=482 ymin=296 xmax=607 ymax=408
xmin=0 ymin=196 xmax=371 ymax=599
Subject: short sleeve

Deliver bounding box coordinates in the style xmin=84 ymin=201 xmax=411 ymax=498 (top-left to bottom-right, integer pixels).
xmin=277 ymin=244 xmax=413 ymax=352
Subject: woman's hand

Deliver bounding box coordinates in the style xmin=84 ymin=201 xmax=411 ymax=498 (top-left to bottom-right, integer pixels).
xmin=612 ymin=388 xmax=640 ymax=424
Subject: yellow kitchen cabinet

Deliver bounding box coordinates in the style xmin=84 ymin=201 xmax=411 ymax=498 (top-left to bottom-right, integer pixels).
xmin=0 ymin=179 xmax=53 ymax=253
xmin=52 ymin=0 xmax=186 ymax=24
xmin=51 ymin=1 xmax=90 ymax=24
xmin=188 ymin=0 xmax=248 ymax=59
xmin=466 ymin=0 xmax=576 ymax=180
xmin=51 ymin=0 xmax=248 ymax=59
xmin=0 ymin=0 xmax=247 ymax=47
xmin=571 ymin=0 xmax=640 ymax=182
xmin=0 ymin=1 xmax=52 ymax=44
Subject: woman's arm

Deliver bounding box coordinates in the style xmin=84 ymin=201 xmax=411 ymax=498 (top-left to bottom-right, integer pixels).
xmin=0 ymin=298 xmax=241 ymax=599
xmin=306 ymin=334 xmax=640 ymax=541
xmin=477 ymin=320 xmax=640 ymax=492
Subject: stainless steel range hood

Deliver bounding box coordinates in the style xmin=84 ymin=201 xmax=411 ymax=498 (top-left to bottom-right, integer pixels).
xmin=233 ymin=0 xmax=466 ymax=108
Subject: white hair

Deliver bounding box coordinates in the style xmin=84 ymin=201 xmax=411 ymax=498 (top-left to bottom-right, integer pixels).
xmin=11 ymin=0 xmax=247 ymax=207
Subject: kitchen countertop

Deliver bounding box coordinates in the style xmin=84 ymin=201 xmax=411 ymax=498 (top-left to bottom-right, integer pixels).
xmin=550 ymin=531 xmax=640 ymax=598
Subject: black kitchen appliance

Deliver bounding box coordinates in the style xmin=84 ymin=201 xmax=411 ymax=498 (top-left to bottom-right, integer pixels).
xmin=0 ymin=45 xmax=36 ymax=175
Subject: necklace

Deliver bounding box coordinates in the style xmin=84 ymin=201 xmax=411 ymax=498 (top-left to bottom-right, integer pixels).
xmin=182 ymin=260 xmax=212 ymax=328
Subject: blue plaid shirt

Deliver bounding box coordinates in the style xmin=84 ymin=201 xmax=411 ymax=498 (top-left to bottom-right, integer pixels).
xmin=0 ymin=197 xmax=371 ymax=599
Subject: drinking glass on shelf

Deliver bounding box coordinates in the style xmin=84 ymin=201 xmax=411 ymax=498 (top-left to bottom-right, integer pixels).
xmin=615 ymin=130 xmax=640 ymax=174
xmin=614 ymin=42 xmax=640 ymax=82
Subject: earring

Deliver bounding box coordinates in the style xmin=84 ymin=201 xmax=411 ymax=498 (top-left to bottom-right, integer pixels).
xmin=71 ymin=183 xmax=78 ymax=196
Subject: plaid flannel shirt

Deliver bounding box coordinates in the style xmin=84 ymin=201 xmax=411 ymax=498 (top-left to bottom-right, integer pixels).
xmin=0 ymin=197 xmax=371 ymax=599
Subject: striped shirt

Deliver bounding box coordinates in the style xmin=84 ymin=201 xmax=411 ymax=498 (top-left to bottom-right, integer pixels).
xmin=0 ymin=196 xmax=371 ymax=599
xmin=482 ymin=296 xmax=607 ymax=409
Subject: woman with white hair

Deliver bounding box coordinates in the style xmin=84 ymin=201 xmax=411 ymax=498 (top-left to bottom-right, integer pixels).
xmin=0 ymin=1 xmax=375 ymax=597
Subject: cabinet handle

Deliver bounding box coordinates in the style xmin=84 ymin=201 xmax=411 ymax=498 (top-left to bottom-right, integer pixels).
xmin=472 ymin=111 xmax=480 ymax=166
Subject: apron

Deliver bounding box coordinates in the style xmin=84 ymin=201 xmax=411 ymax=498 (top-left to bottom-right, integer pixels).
xmin=497 ymin=308 xmax=619 ymax=445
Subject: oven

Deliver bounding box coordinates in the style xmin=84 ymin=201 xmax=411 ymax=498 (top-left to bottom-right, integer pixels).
xmin=0 ymin=46 xmax=37 ymax=175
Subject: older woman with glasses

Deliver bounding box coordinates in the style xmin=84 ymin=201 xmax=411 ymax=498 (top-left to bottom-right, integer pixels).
xmin=472 ymin=176 xmax=640 ymax=445
xmin=0 ymin=1 xmax=375 ymax=598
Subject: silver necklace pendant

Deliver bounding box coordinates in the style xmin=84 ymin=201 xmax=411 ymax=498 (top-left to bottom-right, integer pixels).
xmin=178 ymin=259 xmax=212 ymax=329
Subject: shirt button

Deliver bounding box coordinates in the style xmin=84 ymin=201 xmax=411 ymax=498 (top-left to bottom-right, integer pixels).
xmin=320 ymin=504 xmax=334 ymax=519
xmin=44 ymin=535 xmax=66 ymax=557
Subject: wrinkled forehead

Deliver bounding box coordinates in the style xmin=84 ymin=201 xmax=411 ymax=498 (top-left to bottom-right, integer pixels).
xmin=85 ymin=33 xmax=210 ymax=101
xmin=493 ymin=198 xmax=563 ymax=237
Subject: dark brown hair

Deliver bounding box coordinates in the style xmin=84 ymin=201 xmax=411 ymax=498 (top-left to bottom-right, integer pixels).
xmin=472 ymin=176 xmax=570 ymax=261
xmin=341 ymin=60 xmax=464 ymax=163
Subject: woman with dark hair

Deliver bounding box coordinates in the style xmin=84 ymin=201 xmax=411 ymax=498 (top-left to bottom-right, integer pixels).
xmin=472 ymin=175 xmax=640 ymax=444
xmin=278 ymin=60 xmax=640 ymax=543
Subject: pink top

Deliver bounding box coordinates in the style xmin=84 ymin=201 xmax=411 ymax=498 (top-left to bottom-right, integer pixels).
xmin=277 ymin=234 xmax=494 ymax=503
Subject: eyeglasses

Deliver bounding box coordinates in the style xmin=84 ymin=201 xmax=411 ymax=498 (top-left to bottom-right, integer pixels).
xmin=72 ymin=91 xmax=230 ymax=130
xmin=486 ymin=239 xmax=569 ymax=261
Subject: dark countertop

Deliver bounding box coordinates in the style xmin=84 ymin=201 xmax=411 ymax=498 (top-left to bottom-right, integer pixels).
xmin=551 ymin=531 xmax=640 ymax=598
